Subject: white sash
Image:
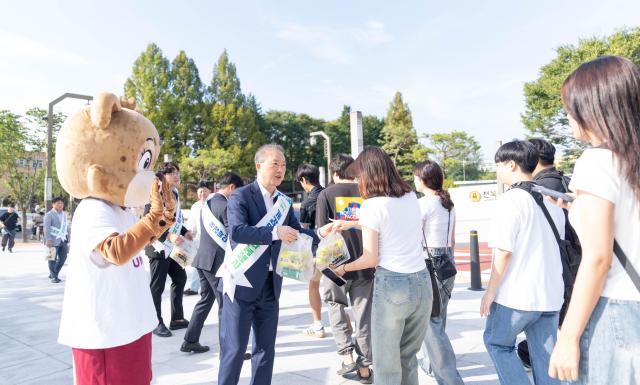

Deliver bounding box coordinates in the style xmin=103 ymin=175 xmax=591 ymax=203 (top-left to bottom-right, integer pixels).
xmin=50 ymin=213 xmax=68 ymax=240
xmin=216 ymin=191 xmax=292 ymax=302
xmin=201 ymin=193 xmax=228 ymax=250
xmin=152 ymin=189 xmax=182 ymax=256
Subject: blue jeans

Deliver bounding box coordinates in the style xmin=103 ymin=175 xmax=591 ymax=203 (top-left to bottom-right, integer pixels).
xmin=567 ymin=297 xmax=640 ymax=385
xmin=484 ymin=302 xmax=559 ymax=385
xmin=47 ymin=241 xmax=68 ymax=279
xmin=372 ymin=266 xmax=432 ymax=385
xmin=188 ymin=266 xmax=201 ymax=292
xmin=419 ymin=248 xmax=464 ymax=385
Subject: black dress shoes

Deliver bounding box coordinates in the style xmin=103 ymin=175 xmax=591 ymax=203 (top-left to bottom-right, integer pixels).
xmin=169 ymin=319 xmax=189 ymax=330
xmin=180 ymin=341 xmax=210 ymax=353
xmin=153 ymin=323 xmax=172 ymax=337
xmin=243 ymin=352 xmax=252 ymax=360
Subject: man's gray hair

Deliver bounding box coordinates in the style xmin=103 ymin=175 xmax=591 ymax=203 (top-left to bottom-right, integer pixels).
xmin=254 ymin=144 xmax=285 ymax=164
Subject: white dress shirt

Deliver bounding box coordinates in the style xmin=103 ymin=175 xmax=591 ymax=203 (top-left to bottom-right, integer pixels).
xmin=257 ymin=182 xmax=280 ymax=270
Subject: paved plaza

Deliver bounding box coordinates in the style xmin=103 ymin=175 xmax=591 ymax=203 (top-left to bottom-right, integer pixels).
xmin=0 ymin=241 xmax=502 ymax=385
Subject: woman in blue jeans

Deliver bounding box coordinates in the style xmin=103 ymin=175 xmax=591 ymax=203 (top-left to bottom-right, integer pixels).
xmin=414 ymin=160 xmax=464 ymax=385
xmin=548 ymin=56 xmax=640 ymax=384
xmin=331 ymin=146 xmax=432 ymax=385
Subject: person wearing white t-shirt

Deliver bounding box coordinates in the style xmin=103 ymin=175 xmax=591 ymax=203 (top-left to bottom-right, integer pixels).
xmin=58 ymin=177 xmax=176 ymax=385
xmin=330 ymin=147 xmax=432 ymax=385
xmin=414 ymin=160 xmax=464 ymax=385
xmin=183 ymin=181 xmax=211 ymax=296
xmin=481 ymin=140 xmax=565 ymax=385
xmin=548 ymin=56 xmax=640 ymax=384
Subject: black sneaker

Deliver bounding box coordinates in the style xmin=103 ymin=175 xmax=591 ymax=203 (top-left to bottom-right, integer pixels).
xmin=180 ymin=341 xmax=209 ymax=353
xmin=337 ymin=362 xmax=358 ymax=376
xmin=517 ymin=340 xmax=532 ymax=370
xmin=183 ymin=289 xmax=198 ymax=296
xmin=169 ymin=319 xmax=189 ymax=330
xmin=153 ymin=323 xmax=172 ymax=337
xmin=50 ymin=277 xmax=62 ymax=283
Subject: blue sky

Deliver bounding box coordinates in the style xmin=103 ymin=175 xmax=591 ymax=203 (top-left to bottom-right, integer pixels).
xmin=1 ymin=0 xmax=639 ymax=162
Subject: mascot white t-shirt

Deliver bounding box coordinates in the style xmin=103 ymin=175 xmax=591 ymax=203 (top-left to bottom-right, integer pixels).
xmin=58 ymin=198 xmax=157 ymax=349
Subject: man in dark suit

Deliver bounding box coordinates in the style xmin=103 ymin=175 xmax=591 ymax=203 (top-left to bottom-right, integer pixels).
xmin=181 ymin=172 xmax=244 ymax=353
xmin=217 ymin=144 xmax=328 ymax=385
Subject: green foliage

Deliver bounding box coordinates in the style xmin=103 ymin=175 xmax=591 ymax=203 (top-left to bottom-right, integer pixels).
xmin=207 ymin=50 xmax=265 ymax=177
xmin=167 ymin=51 xmax=205 ymax=158
xmin=0 ymin=110 xmax=49 ymax=241
xmin=323 ymin=105 xmax=352 ymax=156
xmin=263 ymin=111 xmax=326 ymax=190
xmin=124 ymin=43 xmax=173 ymax=160
xmin=381 ymin=92 xmax=429 ymax=179
xmin=522 ymin=27 xmax=640 ymax=170
xmin=427 ymin=131 xmax=483 ymax=181
xmin=180 ymin=148 xmax=237 ymax=184
xmin=362 ymin=114 xmax=384 ymax=146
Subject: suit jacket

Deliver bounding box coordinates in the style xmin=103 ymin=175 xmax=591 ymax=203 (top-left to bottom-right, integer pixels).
xmin=43 ymin=209 xmax=67 ymax=247
xmin=192 ymin=193 xmax=228 ymax=273
xmin=226 ymin=181 xmax=318 ymax=301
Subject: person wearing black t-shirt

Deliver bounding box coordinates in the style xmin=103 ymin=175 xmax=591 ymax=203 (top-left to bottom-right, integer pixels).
xmin=295 ymin=164 xmax=326 ymax=338
xmin=0 ymin=204 xmax=19 ymax=252
xmin=316 ymin=154 xmax=374 ymax=383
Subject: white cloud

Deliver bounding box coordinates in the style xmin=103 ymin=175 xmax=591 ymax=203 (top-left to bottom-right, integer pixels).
xmin=273 ymin=20 xmax=393 ymax=65
xmin=0 ymin=30 xmax=88 ymax=66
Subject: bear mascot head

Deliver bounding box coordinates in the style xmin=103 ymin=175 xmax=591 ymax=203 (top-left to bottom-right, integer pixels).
xmin=56 ymin=92 xmax=160 ymax=207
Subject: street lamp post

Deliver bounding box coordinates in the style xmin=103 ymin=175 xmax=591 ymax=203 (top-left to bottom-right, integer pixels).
xmin=310 ymin=131 xmax=332 ymax=187
xmin=46 ymin=93 xmax=93 ymax=211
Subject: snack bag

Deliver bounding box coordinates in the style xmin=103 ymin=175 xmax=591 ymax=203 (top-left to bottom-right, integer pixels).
xmin=169 ymin=238 xmax=195 ymax=268
xmin=276 ymin=233 xmax=314 ymax=282
xmin=315 ymin=232 xmax=351 ymax=268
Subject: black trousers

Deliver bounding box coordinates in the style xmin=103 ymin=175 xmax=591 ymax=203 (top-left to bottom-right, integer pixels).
xmin=149 ymin=255 xmax=187 ymax=324
xmin=184 ymin=268 xmax=223 ymax=343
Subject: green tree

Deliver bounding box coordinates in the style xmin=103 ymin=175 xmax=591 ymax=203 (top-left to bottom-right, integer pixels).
xmin=363 ymin=114 xmax=384 ymax=146
xmin=522 ymin=27 xmax=640 ymax=168
xmin=264 ymin=111 xmax=326 ymax=191
xmin=124 ymin=43 xmax=174 ymax=160
xmin=180 ymin=148 xmax=237 ymax=184
xmin=323 ymin=106 xmax=352 ymax=156
xmin=25 ymin=108 xmax=67 ymax=204
xmin=0 ymin=111 xmax=48 ymax=241
xmin=427 ymin=131 xmax=483 ymax=181
xmin=207 ymin=50 xmax=265 ymax=177
xmin=167 ymin=51 xmax=205 ymax=158
xmin=381 ymin=91 xmax=429 ymax=178
xmin=324 ymin=106 xmax=384 ymax=156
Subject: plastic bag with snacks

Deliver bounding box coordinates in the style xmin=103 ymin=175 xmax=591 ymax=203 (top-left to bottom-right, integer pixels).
xmin=276 ymin=233 xmax=314 ymax=282
xmin=169 ymin=238 xmax=195 ymax=269
xmin=315 ymin=232 xmax=351 ymax=268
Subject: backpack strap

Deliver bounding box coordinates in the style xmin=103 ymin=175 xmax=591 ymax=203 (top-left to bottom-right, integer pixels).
xmin=613 ymin=240 xmax=640 ymax=293
xmin=512 ymin=182 xmax=563 ymax=248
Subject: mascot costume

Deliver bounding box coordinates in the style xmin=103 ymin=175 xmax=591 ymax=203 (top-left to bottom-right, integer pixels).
xmin=56 ymin=92 xmax=176 ymax=385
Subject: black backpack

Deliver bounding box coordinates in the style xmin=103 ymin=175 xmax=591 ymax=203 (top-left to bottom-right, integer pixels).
xmin=512 ymin=182 xmax=581 ymax=324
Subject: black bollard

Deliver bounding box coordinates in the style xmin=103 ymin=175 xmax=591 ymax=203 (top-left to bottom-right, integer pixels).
xmin=469 ymin=230 xmax=484 ymax=291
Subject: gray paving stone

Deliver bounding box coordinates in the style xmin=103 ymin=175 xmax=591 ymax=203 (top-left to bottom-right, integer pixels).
xmin=0 ymin=242 xmax=500 ymax=384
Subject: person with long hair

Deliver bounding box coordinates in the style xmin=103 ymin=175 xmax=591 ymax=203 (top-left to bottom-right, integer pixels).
xmin=413 ymin=160 xmax=464 ymax=385
xmin=330 ymin=146 xmax=432 ymax=385
xmin=548 ymin=55 xmax=640 ymax=383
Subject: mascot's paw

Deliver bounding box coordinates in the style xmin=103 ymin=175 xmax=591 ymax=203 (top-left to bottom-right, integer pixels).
xmin=148 ymin=177 xmax=176 ymax=233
